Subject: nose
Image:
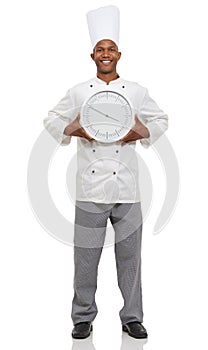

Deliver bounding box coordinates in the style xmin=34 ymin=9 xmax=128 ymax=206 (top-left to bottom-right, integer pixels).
xmin=102 ymin=49 xmax=110 ymax=57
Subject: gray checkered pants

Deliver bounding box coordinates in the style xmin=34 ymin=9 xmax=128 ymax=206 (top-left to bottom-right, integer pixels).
xmin=71 ymin=201 xmax=143 ymax=325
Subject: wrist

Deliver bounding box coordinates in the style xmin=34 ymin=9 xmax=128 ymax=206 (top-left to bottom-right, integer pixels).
xmin=135 ymin=124 xmax=149 ymax=139
xmin=64 ymin=124 xmax=73 ymax=136
xmin=143 ymin=126 xmax=150 ymax=138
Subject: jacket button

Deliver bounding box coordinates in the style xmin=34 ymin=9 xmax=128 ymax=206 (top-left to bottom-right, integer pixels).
xmin=92 ymin=170 xmax=95 ymax=173
xmin=122 ymin=85 xmax=125 ymax=88
xmin=116 ymin=150 xmax=119 ymax=153
xmin=113 ymin=171 xmax=116 ymax=175
xmin=90 ymin=84 xmax=93 ymax=87
xmin=92 ymin=149 xmax=95 ymax=152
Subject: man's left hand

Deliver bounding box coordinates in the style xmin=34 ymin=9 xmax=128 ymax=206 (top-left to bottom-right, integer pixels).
xmin=119 ymin=115 xmax=150 ymax=144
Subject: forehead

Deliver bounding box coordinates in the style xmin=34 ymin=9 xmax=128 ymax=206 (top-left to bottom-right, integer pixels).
xmin=94 ymin=39 xmax=118 ymax=49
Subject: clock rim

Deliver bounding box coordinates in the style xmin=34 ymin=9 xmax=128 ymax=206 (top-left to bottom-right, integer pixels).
xmin=80 ymin=90 xmax=134 ymax=143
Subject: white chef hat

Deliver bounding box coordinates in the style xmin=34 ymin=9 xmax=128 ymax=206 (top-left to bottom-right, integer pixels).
xmin=86 ymin=5 xmax=120 ymax=49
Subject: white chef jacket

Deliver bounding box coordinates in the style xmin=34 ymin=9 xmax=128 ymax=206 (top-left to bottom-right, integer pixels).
xmin=43 ymin=76 xmax=168 ymax=203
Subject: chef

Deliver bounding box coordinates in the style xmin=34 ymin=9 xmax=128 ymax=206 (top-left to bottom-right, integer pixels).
xmin=43 ymin=5 xmax=168 ymax=340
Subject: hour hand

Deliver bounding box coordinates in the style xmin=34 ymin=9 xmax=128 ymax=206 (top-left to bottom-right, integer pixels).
xmin=87 ymin=105 xmax=120 ymax=122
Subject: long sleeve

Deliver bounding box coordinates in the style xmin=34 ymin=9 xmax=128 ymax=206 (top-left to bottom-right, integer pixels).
xmin=139 ymin=89 xmax=168 ymax=148
xmin=43 ymin=89 xmax=77 ymax=146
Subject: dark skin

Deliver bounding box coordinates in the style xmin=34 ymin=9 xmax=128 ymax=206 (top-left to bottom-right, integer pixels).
xmin=64 ymin=39 xmax=149 ymax=143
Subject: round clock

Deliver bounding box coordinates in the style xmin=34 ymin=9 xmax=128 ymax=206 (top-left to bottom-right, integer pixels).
xmin=80 ymin=90 xmax=134 ymax=143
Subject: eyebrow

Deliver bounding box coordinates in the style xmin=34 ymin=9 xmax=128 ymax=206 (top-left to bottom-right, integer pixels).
xmin=95 ymin=46 xmax=117 ymax=49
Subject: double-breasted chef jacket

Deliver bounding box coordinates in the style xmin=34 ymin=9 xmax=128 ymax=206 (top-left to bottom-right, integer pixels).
xmin=44 ymin=76 xmax=168 ymax=203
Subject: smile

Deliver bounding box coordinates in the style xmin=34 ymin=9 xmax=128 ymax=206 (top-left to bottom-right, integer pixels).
xmin=100 ymin=60 xmax=112 ymax=65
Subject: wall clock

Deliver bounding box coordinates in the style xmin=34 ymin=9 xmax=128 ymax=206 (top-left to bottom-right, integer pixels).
xmin=80 ymin=90 xmax=134 ymax=143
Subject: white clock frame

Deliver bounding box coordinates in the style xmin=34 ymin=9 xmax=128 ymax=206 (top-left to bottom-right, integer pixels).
xmin=80 ymin=90 xmax=134 ymax=143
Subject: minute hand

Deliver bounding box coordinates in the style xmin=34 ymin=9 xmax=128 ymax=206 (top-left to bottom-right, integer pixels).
xmin=88 ymin=105 xmax=120 ymax=122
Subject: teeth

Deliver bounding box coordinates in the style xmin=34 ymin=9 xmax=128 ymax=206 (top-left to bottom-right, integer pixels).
xmin=102 ymin=60 xmax=111 ymax=65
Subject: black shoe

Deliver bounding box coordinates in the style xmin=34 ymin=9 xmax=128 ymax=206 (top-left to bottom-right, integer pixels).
xmin=122 ymin=322 xmax=148 ymax=339
xmin=72 ymin=322 xmax=93 ymax=339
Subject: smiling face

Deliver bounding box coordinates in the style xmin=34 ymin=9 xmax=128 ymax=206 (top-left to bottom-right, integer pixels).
xmin=91 ymin=39 xmax=121 ymax=75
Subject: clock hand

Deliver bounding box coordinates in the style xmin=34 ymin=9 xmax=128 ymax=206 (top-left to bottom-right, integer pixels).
xmin=88 ymin=105 xmax=120 ymax=122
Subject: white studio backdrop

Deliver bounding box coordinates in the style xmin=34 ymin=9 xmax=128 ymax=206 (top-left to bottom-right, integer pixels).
xmin=0 ymin=0 xmax=208 ymax=349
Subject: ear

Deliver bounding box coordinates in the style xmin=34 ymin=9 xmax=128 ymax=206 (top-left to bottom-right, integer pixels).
xmin=90 ymin=53 xmax=95 ymax=61
xmin=117 ymin=52 xmax=122 ymax=61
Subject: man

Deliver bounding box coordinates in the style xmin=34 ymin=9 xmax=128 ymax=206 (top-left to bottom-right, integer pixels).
xmin=43 ymin=6 xmax=168 ymax=340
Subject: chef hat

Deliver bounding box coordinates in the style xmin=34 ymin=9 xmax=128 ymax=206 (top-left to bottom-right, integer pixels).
xmin=86 ymin=5 xmax=120 ymax=49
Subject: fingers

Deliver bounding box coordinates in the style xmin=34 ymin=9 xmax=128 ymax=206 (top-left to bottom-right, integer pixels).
xmin=86 ymin=134 xmax=94 ymax=141
xmin=122 ymin=129 xmax=131 ymax=139
xmin=77 ymin=113 xmax=82 ymax=126
xmin=78 ymin=113 xmax=93 ymax=141
xmin=120 ymin=129 xmax=132 ymax=142
xmin=121 ymin=139 xmax=134 ymax=144
xmin=84 ymin=130 xmax=94 ymax=142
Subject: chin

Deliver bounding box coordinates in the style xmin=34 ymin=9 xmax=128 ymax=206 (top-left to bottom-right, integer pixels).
xmin=99 ymin=68 xmax=114 ymax=74
xmin=102 ymin=71 xmax=112 ymax=75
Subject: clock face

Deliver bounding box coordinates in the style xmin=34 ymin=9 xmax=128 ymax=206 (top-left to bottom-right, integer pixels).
xmin=80 ymin=91 xmax=134 ymax=143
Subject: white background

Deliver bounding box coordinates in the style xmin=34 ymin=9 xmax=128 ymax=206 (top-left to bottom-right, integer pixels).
xmin=1 ymin=0 xmax=208 ymax=349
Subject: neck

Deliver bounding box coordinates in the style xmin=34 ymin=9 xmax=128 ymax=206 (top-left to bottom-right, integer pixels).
xmin=97 ymin=71 xmax=119 ymax=85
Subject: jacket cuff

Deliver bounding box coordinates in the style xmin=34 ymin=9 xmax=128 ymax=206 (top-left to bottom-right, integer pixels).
xmin=43 ymin=115 xmax=72 ymax=146
xmin=140 ymin=120 xmax=167 ymax=148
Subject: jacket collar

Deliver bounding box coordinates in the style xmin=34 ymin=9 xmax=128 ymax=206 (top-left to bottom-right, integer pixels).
xmin=94 ymin=75 xmax=123 ymax=85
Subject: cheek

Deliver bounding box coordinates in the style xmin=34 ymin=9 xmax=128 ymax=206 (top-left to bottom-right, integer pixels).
xmin=94 ymin=57 xmax=101 ymax=64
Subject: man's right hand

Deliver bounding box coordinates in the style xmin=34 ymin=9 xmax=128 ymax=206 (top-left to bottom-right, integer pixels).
xmin=63 ymin=113 xmax=94 ymax=142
